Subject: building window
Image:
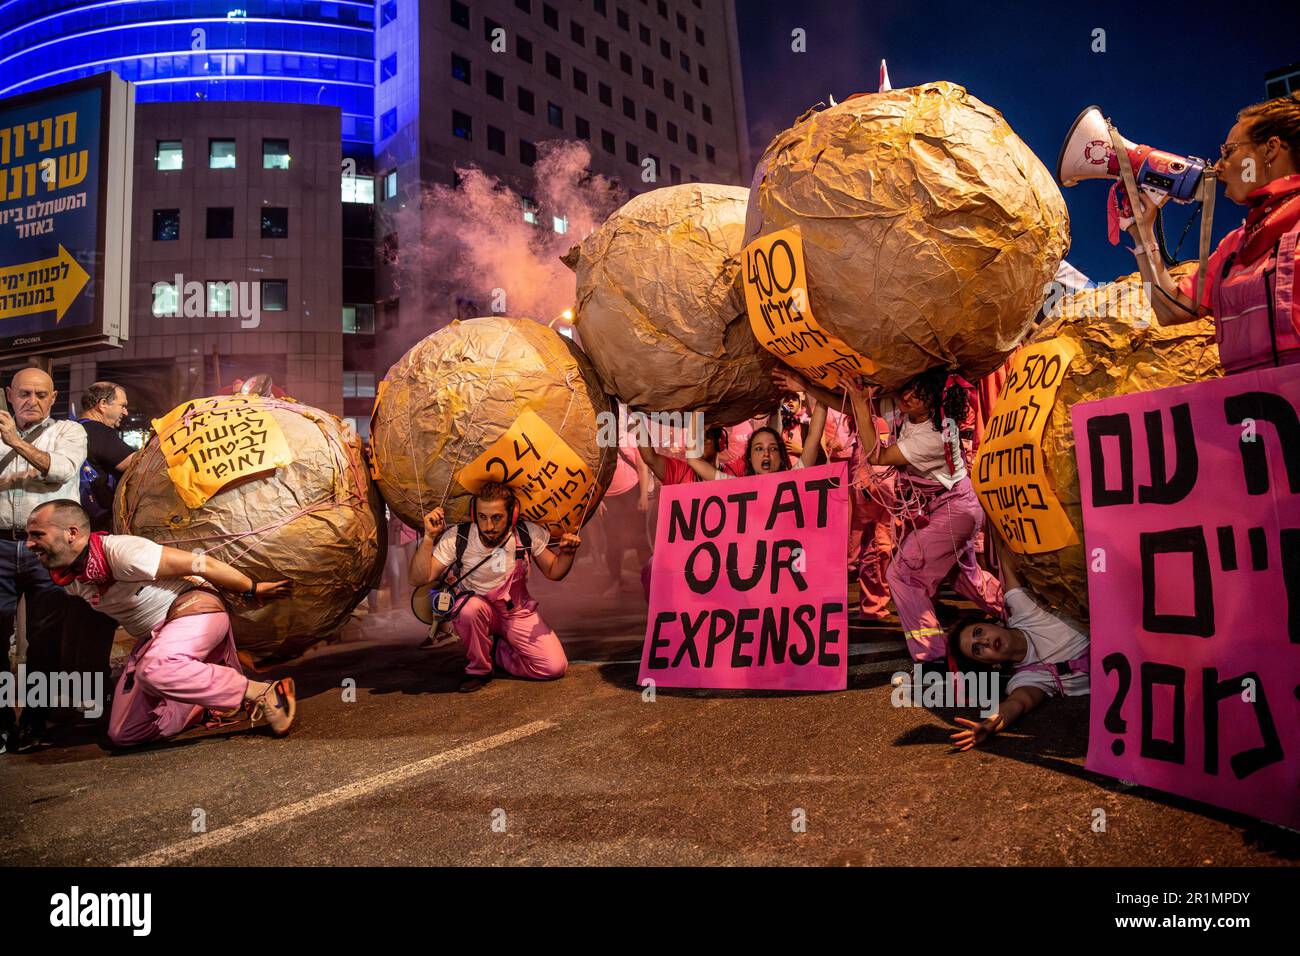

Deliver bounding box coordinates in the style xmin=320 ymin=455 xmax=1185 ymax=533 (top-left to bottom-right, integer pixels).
xmin=620 ymin=52 xmax=632 ymax=75
xmin=686 ymin=132 xmax=698 ymax=154
xmin=702 ymin=103 xmax=712 ymax=124
xmin=595 ymin=0 xmax=608 ymax=13
xmin=625 ymin=141 xmax=638 ymax=164
xmin=699 ymin=64 xmax=710 ymax=85
xmin=487 ymin=70 xmax=504 ymax=99
xmin=683 ymin=91 xmax=694 ymax=113
xmin=545 ymin=52 xmax=561 ymax=78
xmin=452 ymin=110 xmax=473 ymax=140
xmin=639 ymin=23 xmax=650 ymax=45
xmin=521 ymin=197 xmax=538 ymax=224
xmin=152 ymin=209 xmax=179 ymax=241
xmin=570 ymin=21 xmax=585 ymax=45
xmin=552 ymin=214 xmax=568 ymax=234
xmin=596 ymin=36 xmax=610 ymax=60
xmin=520 ymin=140 xmax=537 ymax=166
xmin=662 ymin=78 xmax=674 ymax=101
xmin=207 ymin=281 xmax=234 ymax=315
xmin=548 ymin=102 xmax=564 ymax=128
xmin=598 ymin=82 xmax=612 ymax=106
xmin=344 ymin=304 xmax=376 ymax=334
xmin=261 ymin=207 xmax=288 ymax=239
xmin=344 ymin=372 xmax=376 ymax=399
xmin=695 ymin=25 xmax=704 ymax=44
xmin=450 ymin=1 xmax=469 ymax=29
xmin=642 ymin=65 xmax=654 ymax=88
xmin=706 ymin=143 xmax=716 ymax=163
xmin=261 ymin=281 xmax=288 ymax=312
xmin=382 ymin=169 xmax=398 ymax=200
xmin=452 ymin=53 xmax=471 ymax=83
xmin=645 ymin=109 xmax=658 ymax=132
xmin=488 ymin=125 xmax=506 ymax=154
xmin=680 ymin=51 xmax=690 ymax=71
xmin=676 ymin=12 xmax=686 ymax=31
xmin=660 ymin=37 xmax=670 ymax=59
xmin=575 ymin=116 xmax=591 ymax=140
xmin=208 ymin=139 xmax=236 ymax=169
xmin=381 ymin=108 xmax=397 ymax=138
xmin=262 ymin=139 xmax=290 ymax=169
xmin=206 ymin=207 xmax=234 ymax=239
xmin=622 ymin=96 xmax=636 ymax=119
xmin=617 ymin=8 xmax=629 ymax=30
xmin=152 ymin=281 xmax=178 ymax=317
xmin=670 ymin=163 xmax=681 ymax=184
xmin=342 ymin=173 xmax=374 ymax=203
xmin=666 ymin=121 xmax=678 ymax=143
xmin=573 ymin=68 xmax=588 ymax=93
xmin=380 ymin=0 xmax=397 ymax=26
xmin=601 ymin=129 xmax=616 ymax=154
xmin=517 ymin=36 xmax=533 ymax=63
xmin=380 ymin=53 xmax=398 ymax=82
xmin=155 ymin=140 xmax=182 ymax=170
xmin=515 ymin=0 xmax=531 ymax=10
xmin=518 ymin=87 xmax=535 ymax=114
xmin=543 ymin=3 xmax=559 ymax=29
xmin=484 ymin=17 xmax=502 ymax=41
xmin=657 ymin=0 xmax=667 ymax=16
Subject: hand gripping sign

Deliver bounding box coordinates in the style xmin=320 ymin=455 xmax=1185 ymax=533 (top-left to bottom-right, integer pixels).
xmin=1074 ymin=365 xmax=1300 ymax=829
xmin=639 ymin=461 xmax=849 ymax=691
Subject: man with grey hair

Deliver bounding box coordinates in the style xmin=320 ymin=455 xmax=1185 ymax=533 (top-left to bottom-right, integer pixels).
xmin=0 ymin=367 xmax=87 ymax=753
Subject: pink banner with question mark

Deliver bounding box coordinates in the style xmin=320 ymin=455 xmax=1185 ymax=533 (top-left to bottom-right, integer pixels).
xmin=1074 ymin=366 xmax=1300 ymax=829
xmin=638 ymin=461 xmax=849 ymax=691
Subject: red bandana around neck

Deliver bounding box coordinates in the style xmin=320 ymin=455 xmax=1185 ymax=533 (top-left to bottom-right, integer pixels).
xmin=1238 ymin=174 xmax=1300 ymax=266
xmin=49 ymin=531 xmax=115 ymax=589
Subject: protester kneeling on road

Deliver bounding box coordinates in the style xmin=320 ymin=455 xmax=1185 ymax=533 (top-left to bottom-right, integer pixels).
xmin=945 ymin=535 xmax=1090 ymax=751
xmin=409 ymin=482 xmax=582 ymax=693
xmin=25 ymin=499 xmax=297 ymax=748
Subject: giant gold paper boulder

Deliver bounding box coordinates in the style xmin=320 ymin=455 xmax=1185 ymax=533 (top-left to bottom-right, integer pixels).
xmin=563 ymin=183 xmax=780 ymax=424
xmin=371 ymin=315 xmax=617 ymax=532
xmin=745 ymin=82 xmax=1070 ymax=388
xmin=115 ymin=397 xmax=386 ymax=659
xmin=1006 ymin=267 xmax=1220 ymax=622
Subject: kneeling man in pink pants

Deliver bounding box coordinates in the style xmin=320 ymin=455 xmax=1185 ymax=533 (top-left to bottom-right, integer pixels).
xmin=25 ymin=499 xmax=297 ymax=747
xmin=410 ymin=482 xmax=581 ymax=693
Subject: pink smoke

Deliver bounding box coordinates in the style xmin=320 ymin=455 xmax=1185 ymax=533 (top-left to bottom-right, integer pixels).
xmin=388 ymin=141 xmax=625 ymax=324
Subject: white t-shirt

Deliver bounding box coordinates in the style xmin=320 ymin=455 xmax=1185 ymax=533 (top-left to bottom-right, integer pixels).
xmin=64 ymin=535 xmax=198 ymax=639
xmin=1004 ymin=588 xmax=1090 ymax=698
xmin=431 ymin=521 xmax=551 ymax=594
xmin=894 ymin=416 xmax=965 ymax=490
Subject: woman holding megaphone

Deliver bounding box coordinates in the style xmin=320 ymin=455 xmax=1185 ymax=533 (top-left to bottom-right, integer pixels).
xmin=1129 ymin=92 xmax=1300 ymax=373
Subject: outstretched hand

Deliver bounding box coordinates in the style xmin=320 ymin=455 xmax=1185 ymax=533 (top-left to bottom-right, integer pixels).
xmin=949 ymin=715 xmax=1001 ymax=752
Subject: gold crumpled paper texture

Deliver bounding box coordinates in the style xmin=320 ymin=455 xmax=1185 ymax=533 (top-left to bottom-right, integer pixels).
xmin=370 ymin=315 xmax=617 ymax=531
xmin=563 ymin=183 xmax=780 ymax=424
xmin=115 ymin=398 xmax=386 ymax=660
xmin=745 ymin=82 xmax=1070 ymax=389
xmin=1009 ymin=266 xmax=1220 ymax=623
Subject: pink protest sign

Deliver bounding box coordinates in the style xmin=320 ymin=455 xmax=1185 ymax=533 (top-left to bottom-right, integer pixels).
xmin=1073 ymin=365 xmax=1300 ymax=830
xmin=638 ymin=461 xmax=849 ymax=691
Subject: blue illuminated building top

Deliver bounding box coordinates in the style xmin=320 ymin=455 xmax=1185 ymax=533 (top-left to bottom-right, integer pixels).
xmin=0 ymin=1 xmax=377 ymax=147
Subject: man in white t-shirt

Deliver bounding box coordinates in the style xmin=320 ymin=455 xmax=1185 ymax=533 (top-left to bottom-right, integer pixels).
xmin=24 ymin=499 xmax=297 ymax=748
xmin=946 ymin=535 xmax=1089 ymax=751
xmin=409 ymin=482 xmax=582 ymax=693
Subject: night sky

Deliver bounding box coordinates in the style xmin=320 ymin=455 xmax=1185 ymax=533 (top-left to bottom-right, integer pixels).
xmin=735 ymin=0 xmax=1300 ymax=283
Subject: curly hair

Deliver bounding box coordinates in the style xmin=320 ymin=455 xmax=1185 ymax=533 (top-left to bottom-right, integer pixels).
xmin=1238 ymin=90 xmax=1300 ymax=158
xmin=905 ymin=366 xmax=971 ymax=433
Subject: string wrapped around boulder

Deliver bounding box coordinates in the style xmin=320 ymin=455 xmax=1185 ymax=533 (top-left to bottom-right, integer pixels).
xmin=115 ymin=396 xmax=386 ymax=660
xmin=745 ymin=81 xmax=1070 ymax=388
xmin=563 ymin=182 xmax=780 ymax=424
xmin=370 ymin=315 xmax=617 ymax=533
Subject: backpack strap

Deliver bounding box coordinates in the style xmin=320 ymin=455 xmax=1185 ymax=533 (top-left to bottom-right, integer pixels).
xmin=515 ymin=521 xmax=532 ymax=562
xmin=454 ymin=522 xmax=471 ymax=569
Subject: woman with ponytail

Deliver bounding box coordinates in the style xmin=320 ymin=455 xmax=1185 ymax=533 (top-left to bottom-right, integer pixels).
xmin=845 ymin=367 xmax=1002 ymax=664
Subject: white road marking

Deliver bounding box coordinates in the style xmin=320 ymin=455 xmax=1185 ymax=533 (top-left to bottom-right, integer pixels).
xmin=120 ymin=719 xmax=557 ymax=867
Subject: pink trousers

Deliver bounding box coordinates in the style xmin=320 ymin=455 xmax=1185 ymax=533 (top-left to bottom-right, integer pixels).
xmin=452 ymin=561 xmax=567 ymax=681
xmin=848 ymin=474 xmax=895 ymax=619
xmin=886 ymin=479 xmax=1003 ymax=661
xmin=108 ymin=611 xmax=248 ymax=747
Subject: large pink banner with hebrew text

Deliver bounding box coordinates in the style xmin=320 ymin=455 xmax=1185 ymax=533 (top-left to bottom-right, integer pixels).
xmin=638 ymin=461 xmax=849 ymax=691
xmin=1074 ymin=365 xmax=1300 ymax=829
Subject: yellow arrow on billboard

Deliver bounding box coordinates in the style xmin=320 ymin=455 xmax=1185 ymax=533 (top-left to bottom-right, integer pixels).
xmin=0 ymin=244 xmax=90 ymax=323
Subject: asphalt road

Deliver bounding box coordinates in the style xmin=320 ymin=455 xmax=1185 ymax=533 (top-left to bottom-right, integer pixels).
xmin=2 ymin=565 xmax=1297 ymax=867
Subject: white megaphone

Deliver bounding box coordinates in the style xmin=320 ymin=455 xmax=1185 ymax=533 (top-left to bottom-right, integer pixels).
xmin=1057 ymin=105 xmax=1208 ymax=203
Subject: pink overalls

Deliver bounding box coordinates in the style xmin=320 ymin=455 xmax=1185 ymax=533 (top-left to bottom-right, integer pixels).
xmin=452 ymin=556 xmax=568 ymax=680
xmin=885 ymin=476 xmax=1003 ymax=661
xmin=1212 ymin=221 xmax=1300 ymax=373
xmin=108 ymin=612 xmax=248 ymax=746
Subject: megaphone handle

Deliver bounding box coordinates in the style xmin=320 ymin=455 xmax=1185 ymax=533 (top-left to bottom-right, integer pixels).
xmin=1196 ymin=170 xmax=1217 ymax=306
xmin=1110 ymin=123 xmax=1164 ymax=278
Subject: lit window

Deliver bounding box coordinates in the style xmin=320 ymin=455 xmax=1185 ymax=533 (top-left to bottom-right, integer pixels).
xmin=522 ymin=197 xmax=538 ymax=224
xmin=152 ymin=209 xmax=179 ymax=241
xmin=381 ymin=53 xmax=398 ymax=82
xmin=344 ymin=372 xmax=377 ymax=398
xmin=261 ymin=281 xmax=288 ymax=312
xmin=209 ymin=139 xmax=236 ymax=169
xmin=342 ymin=173 xmax=375 ymax=203
xmin=452 ymin=110 xmax=473 ymax=140
xmin=151 ymin=281 xmax=178 ymax=317
xmin=262 ymin=139 xmax=290 ymax=169
xmin=382 ymin=169 xmax=398 ymax=200
xmin=344 ymin=305 xmax=375 ymax=334
xmin=552 ymin=214 xmax=568 ymax=234
xmin=381 ymin=1 xmax=397 ymax=26
xmin=155 ymin=140 xmax=182 ymax=171
xmin=207 ymin=281 xmax=234 ymax=315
